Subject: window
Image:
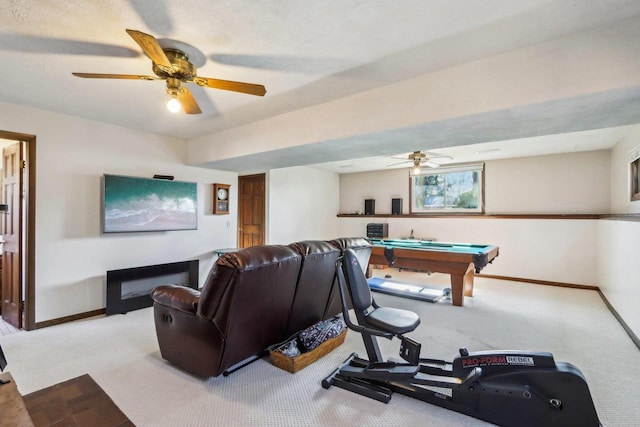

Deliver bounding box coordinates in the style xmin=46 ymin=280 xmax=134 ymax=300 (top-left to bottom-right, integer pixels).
xmin=410 ymin=163 xmax=484 ymax=213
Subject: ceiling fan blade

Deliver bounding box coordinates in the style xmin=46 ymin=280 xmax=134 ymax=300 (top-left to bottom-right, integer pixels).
xmin=72 ymin=72 xmax=159 ymax=80
xmin=178 ymin=87 xmax=202 ymax=114
xmin=386 ymin=160 xmax=411 ymax=167
xmin=423 ymin=160 xmax=441 ymax=168
xmin=125 ymin=29 xmax=172 ymax=72
xmin=193 ymin=77 xmax=266 ymax=96
xmin=425 ymin=153 xmax=453 ymax=160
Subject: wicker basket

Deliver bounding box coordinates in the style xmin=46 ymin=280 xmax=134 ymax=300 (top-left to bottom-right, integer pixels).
xmin=269 ymin=329 xmax=347 ymax=373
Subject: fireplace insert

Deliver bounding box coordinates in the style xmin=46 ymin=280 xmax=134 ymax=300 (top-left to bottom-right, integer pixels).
xmin=106 ymin=260 xmax=198 ymax=315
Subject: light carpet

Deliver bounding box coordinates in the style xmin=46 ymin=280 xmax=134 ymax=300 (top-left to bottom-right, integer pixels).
xmin=1 ymin=274 xmax=639 ymax=426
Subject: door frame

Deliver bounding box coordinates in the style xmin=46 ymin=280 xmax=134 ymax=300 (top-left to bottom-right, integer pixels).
xmin=0 ymin=130 xmax=36 ymax=331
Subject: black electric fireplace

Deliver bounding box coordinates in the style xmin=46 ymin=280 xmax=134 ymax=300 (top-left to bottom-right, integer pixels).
xmin=106 ymin=260 xmax=199 ymax=315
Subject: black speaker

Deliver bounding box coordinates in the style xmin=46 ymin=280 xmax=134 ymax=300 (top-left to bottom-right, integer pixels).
xmin=364 ymin=199 xmax=375 ymax=215
xmin=392 ymin=198 xmax=403 ymax=215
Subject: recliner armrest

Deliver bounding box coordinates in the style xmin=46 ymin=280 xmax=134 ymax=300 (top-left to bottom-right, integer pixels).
xmin=152 ymin=285 xmax=200 ymax=315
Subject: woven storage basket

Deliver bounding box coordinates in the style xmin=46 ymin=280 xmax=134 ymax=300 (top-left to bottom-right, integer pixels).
xmin=269 ymin=329 xmax=347 ymax=373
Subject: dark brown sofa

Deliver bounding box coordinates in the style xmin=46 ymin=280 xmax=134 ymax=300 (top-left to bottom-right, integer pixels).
xmin=151 ymin=238 xmax=371 ymax=377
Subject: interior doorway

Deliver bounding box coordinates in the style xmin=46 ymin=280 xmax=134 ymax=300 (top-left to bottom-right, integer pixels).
xmin=0 ymin=130 xmax=36 ymax=331
xmin=237 ymin=174 xmax=265 ymax=248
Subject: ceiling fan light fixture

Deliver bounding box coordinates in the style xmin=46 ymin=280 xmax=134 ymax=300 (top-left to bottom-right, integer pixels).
xmin=165 ymin=89 xmax=181 ymax=113
xmin=412 ymin=158 xmax=422 ymax=174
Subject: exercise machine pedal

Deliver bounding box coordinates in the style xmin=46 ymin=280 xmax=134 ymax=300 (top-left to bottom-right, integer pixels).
xmin=364 ymin=362 xmax=419 ymax=379
xmin=340 ymin=362 xmax=419 ymax=381
xmin=333 ymin=375 xmax=393 ymax=403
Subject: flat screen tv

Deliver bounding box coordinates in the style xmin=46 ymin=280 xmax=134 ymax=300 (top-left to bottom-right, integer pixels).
xmin=103 ymin=174 xmax=197 ymax=233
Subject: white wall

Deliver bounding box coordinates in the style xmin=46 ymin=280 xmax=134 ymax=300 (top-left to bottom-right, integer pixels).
xmin=597 ymin=220 xmax=640 ymax=337
xmin=1 ymin=102 xmax=238 ymax=322
xmin=340 ymin=169 xmax=410 ymax=215
xmin=598 ymin=124 xmax=640 ymax=338
xmin=486 ymin=151 xmax=610 ymax=214
xmin=268 ymin=166 xmax=339 ymax=244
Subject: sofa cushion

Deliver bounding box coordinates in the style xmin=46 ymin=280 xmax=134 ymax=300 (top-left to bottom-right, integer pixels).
xmin=287 ymin=241 xmax=341 ymax=335
xmin=197 ymin=245 xmax=302 ymax=373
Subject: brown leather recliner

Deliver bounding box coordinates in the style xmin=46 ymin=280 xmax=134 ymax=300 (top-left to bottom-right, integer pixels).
xmin=151 ymin=238 xmax=372 ymax=378
xmin=152 ymin=245 xmax=302 ymax=377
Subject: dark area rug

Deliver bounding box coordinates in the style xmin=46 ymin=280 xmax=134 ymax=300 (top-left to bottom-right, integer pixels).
xmin=23 ymin=374 xmax=134 ymax=427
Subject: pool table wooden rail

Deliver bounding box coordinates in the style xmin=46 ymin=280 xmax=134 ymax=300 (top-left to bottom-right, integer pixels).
xmin=368 ymin=243 xmax=499 ymax=307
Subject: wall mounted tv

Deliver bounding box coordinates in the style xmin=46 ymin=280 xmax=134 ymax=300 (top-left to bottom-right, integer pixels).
xmin=103 ymin=174 xmax=197 ymax=233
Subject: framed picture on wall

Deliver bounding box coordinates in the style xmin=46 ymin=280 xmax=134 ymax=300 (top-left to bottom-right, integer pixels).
xmin=629 ymin=146 xmax=640 ymax=202
xmin=102 ymin=174 xmax=198 ymax=233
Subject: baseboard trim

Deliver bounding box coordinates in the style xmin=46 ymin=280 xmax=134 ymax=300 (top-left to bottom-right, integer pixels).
xmin=477 ymin=274 xmax=640 ymax=351
xmin=35 ymin=308 xmax=106 ymax=329
xmin=476 ymin=274 xmax=599 ymax=291
xmin=596 ymin=290 xmax=640 ymax=351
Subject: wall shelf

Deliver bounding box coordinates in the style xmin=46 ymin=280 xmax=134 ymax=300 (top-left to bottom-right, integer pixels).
xmin=337 ymin=213 xmax=608 ymax=220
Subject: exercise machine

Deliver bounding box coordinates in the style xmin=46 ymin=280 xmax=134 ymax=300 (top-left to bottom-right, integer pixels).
xmin=322 ymin=249 xmax=601 ymax=427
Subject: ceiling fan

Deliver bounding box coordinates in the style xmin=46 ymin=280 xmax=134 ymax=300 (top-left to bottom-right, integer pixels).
xmin=387 ymin=150 xmax=452 ymax=170
xmin=72 ymin=29 xmax=266 ymax=114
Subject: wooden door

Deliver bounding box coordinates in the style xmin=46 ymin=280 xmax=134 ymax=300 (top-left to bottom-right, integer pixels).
xmin=238 ymin=174 xmax=265 ymax=248
xmin=2 ymin=142 xmax=24 ymax=328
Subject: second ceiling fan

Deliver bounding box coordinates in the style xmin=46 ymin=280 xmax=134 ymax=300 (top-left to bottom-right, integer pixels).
xmin=72 ymin=29 xmax=266 ymax=114
xmin=388 ymin=150 xmax=452 ymax=170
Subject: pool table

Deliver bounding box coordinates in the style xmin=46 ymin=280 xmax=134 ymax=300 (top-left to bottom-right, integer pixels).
xmin=367 ymin=239 xmax=499 ymax=306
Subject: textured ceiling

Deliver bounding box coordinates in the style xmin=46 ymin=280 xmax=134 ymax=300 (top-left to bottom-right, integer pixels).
xmin=2 ymin=1 xmax=640 ymax=172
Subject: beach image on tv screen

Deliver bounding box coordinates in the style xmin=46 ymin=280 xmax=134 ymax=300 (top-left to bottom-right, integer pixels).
xmin=103 ymin=174 xmax=197 ymax=233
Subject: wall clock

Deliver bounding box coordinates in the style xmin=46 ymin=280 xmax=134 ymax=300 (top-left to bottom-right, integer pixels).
xmin=213 ymin=183 xmax=230 ymax=215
